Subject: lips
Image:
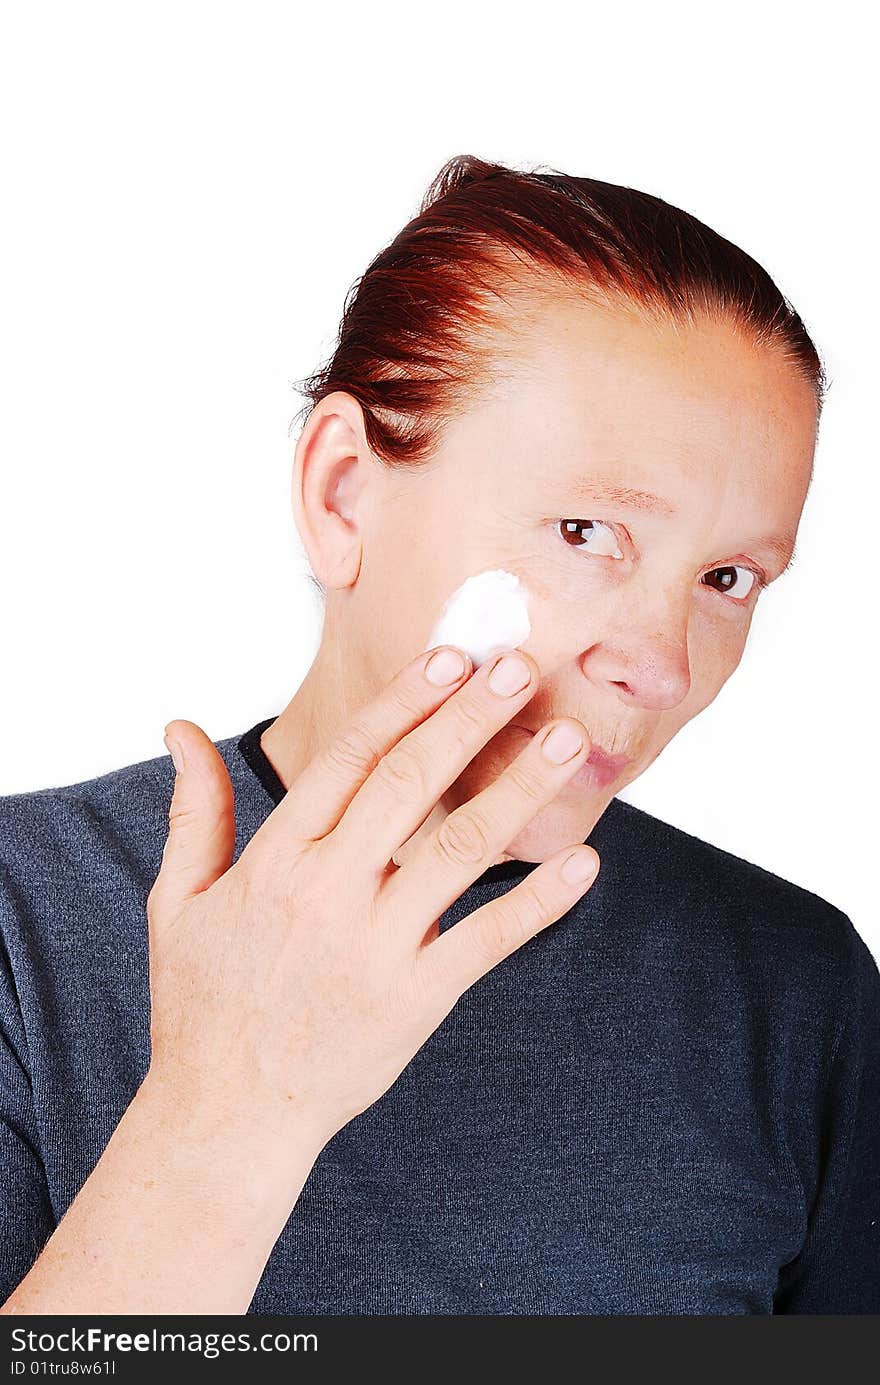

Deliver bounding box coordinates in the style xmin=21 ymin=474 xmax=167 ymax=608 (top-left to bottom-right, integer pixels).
xmin=511 ymin=723 xmax=633 ymax=787
xmin=580 ymin=744 xmax=632 ymax=787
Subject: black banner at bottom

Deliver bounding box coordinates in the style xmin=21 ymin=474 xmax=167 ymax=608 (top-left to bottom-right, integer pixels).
xmin=2 ymin=1313 xmax=877 ymax=1380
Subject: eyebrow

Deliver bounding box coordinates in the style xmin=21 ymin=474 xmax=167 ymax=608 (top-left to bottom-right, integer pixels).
xmin=561 ymin=476 xmax=798 ymax=572
xmin=565 ymin=479 xmax=679 ymax=516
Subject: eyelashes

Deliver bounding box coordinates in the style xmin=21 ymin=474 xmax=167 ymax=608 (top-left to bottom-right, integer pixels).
xmin=555 ymin=519 xmax=767 ymax=605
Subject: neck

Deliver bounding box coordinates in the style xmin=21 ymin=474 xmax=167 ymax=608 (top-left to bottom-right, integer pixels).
xmin=259 ymin=635 xmax=357 ymax=795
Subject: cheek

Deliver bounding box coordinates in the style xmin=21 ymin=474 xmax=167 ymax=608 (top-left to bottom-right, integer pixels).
xmin=639 ymin=611 xmax=752 ymax=750
xmin=685 ymin=615 xmax=750 ymax=713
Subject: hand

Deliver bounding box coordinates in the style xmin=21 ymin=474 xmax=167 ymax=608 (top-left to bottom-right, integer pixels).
xmin=148 ymin=647 xmax=600 ymax=1163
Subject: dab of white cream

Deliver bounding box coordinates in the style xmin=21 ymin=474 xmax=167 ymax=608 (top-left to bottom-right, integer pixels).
xmin=422 ymin=568 xmax=532 ymax=668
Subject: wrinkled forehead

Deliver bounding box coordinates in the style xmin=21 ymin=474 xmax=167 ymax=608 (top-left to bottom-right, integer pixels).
xmin=458 ymin=289 xmax=817 ymax=508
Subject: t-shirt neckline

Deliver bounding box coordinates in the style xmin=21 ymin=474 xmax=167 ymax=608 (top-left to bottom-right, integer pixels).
xmin=237 ymin=715 xmax=287 ymax=807
xmin=235 ymin=715 xmax=535 ymax=885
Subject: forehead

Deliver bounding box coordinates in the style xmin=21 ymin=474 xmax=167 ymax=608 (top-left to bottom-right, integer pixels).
xmin=478 ymin=289 xmax=818 ymax=500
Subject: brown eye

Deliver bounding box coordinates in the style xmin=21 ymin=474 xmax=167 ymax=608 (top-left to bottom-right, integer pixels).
xmin=560 ymin=519 xmax=595 ymax=545
xmin=557 ymin=519 xmax=623 ymax=558
xmin=702 ymin=566 xmax=760 ymax=601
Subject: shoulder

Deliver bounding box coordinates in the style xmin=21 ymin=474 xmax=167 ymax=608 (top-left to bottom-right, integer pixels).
xmin=0 ymin=732 xmax=245 ymax=949
xmin=1 ymin=747 xmax=174 ymax=902
xmin=1 ymin=731 xmax=249 ymax=854
xmin=598 ymin=796 xmax=875 ymax=994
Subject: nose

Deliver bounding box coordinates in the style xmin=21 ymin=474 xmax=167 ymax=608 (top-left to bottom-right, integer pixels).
xmin=582 ymin=621 xmax=692 ymax=711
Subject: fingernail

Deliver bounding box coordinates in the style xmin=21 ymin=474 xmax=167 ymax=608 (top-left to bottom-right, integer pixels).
xmin=487 ymin=654 xmax=531 ymax=697
xmin=541 ymin=723 xmax=584 ymax=764
xmin=425 ymin=648 xmax=467 ymax=686
xmin=163 ymin=734 xmax=184 ymax=774
xmin=561 ymin=849 xmax=598 ymax=884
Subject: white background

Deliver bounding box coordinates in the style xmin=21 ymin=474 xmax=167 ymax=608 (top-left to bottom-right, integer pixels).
xmin=1 ymin=1 xmax=876 ymax=960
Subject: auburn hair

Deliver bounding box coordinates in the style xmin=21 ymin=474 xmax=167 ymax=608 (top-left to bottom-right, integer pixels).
xmin=293 ymin=154 xmax=826 ymax=467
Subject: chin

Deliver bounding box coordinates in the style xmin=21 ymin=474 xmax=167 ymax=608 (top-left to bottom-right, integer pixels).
xmin=499 ymin=792 xmax=611 ymax=865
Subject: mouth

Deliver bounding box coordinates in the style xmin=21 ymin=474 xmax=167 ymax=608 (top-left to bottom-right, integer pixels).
xmin=574 ymin=744 xmax=633 ymax=789
xmin=511 ymin=724 xmax=634 ymax=790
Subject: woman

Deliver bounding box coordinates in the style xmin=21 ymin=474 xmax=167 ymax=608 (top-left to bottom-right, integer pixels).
xmin=1 ymin=156 xmax=877 ymax=1315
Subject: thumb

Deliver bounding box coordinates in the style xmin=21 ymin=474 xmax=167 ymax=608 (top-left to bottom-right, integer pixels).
xmin=156 ymin=719 xmax=237 ymax=906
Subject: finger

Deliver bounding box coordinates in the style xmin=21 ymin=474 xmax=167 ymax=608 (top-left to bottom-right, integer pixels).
xmin=417 ymin=844 xmax=601 ymax=1003
xmin=379 ymin=717 xmax=592 ymax=937
xmin=150 ymin=719 xmax=236 ymax=915
xmin=258 ymin=645 xmax=473 ymax=848
xmin=328 ymin=650 xmax=552 ymax=874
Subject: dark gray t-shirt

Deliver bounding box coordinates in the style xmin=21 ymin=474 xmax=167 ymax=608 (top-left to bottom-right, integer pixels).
xmin=1 ymin=716 xmax=878 ymax=1313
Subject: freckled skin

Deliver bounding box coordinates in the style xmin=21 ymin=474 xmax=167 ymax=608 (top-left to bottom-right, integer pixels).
xmin=264 ymin=292 xmax=817 ymax=868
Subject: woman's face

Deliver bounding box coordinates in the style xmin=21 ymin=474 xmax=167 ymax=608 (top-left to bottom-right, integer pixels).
xmin=333 ymin=294 xmax=818 ymax=861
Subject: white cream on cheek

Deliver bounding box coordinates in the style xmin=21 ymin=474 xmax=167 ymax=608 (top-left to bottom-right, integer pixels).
xmin=422 ymin=568 xmax=532 ymax=668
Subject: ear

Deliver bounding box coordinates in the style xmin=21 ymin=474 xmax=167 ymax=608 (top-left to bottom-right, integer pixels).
xmin=291 ymin=391 xmax=373 ymax=590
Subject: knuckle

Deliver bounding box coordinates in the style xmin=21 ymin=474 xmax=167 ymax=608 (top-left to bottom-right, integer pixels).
xmin=434 ymin=809 xmax=492 ymax=868
xmin=481 ymin=886 xmax=545 ymax=959
xmin=504 ymin=757 xmax=546 ymax=801
xmin=375 ymin=741 xmax=432 ymax=799
xmin=448 ymin=694 xmax=487 ymax=741
xmin=323 ymin=725 xmax=382 ymax=781
xmin=167 ymin=801 xmax=199 ymax=830
xmin=516 ymin=881 xmax=552 ymax=925
xmin=386 ymin=679 xmax=426 ymax=721
xmin=232 ymin=833 xmax=288 ymax=897
xmin=473 ymin=915 xmax=519 ymax=966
